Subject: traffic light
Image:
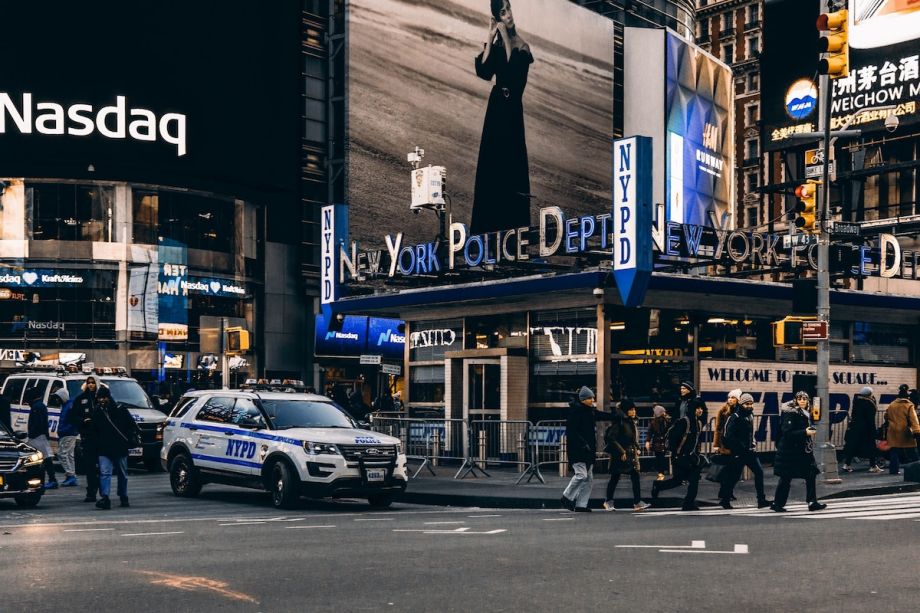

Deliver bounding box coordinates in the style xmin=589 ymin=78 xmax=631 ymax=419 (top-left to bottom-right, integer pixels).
xmin=817 ymin=9 xmax=848 ymax=79
xmin=794 ymin=180 xmax=819 ymax=234
xmin=226 ymin=327 xmax=250 ymax=354
xmin=772 ymin=316 xmax=817 ymax=350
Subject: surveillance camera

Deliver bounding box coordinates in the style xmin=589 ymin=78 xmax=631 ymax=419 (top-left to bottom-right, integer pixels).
xmin=884 ymin=114 xmax=899 ymax=133
xmin=592 ymin=287 xmax=604 ymax=299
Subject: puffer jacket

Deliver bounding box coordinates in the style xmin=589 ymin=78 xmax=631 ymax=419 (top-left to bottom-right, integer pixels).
xmin=604 ymin=411 xmax=640 ymax=474
xmin=774 ymin=401 xmax=819 ymax=479
xmin=885 ymin=398 xmax=920 ymax=449
xmin=713 ymin=403 xmax=734 ymax=455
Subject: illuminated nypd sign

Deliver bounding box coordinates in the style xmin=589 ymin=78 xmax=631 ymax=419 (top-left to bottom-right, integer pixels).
xmin=612 ymin=136 xmax=653 ymax=308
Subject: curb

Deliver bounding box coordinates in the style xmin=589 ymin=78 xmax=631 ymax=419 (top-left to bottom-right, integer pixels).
xmin=820 ymin=481 xmax=920 ymax=500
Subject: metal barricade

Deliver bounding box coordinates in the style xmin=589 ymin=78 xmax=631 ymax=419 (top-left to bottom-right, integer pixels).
xmin=369 ymin=416 xmax=467 ymax=479
xmin=457 ymin=420 xmax=533 ymax=480
xmin=524 ymin=420 xmax=567 ymax=483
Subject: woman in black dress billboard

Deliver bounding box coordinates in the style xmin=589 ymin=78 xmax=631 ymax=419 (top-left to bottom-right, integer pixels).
xmin=471 ymin=0 xmax=533 ymax=235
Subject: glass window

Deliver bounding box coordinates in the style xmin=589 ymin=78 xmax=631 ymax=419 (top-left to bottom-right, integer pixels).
xmin=47 ymin=381 xmax=65 ymax=407
xmin=2 ymin=378 xmax=26 ymax=404
xmin=260 ymin=399 xmax=353 ymax=429
xmin=746 ymin=139 xmax=759 ymax=159
xmin=747 ymin=4 xmax=759 ymax=23
xmin=610 ymin=309 xmax=694 ymax=355
xmin=699 ymin=317 xmax=777 ymax=360
xmin=723 ymin=44 xmax=734 ymax=64
xmin=530 ymin=362 xmax=596 ymax=404
xmin=29 ymin=183 xmax=114 ymax=242
xmin=465 ymin=313 xmax=526 ymax=350
xmin=746 ymin=207 xmax=758 ymax=228
xmin=170 ymin=397 xmax=198 ymax=418
xmin=157 ymin=191 xmax=235 ymax=253
xmin=410 ymin=365 xmax=445 ymax=403
xmin=746 ymin=172 xmax=759 ymax=193
xmin=103 ymin=379 xmax=153 ymax=409
xmin=748 ymin=73 xmax=759 ymax=92
xmin=852 ymin=322 xmax=912 ymax=364
xmin=229 ymin=398 xmax=267 ymax=427
xmin=23 ymin=378 xmax=49 ymax=403
xmin=409 ymin=319 xmax=463 ymax=362
xmin=531 ymin=309 xmax=597 ymax=360
xmin=194 ymin=397 xmax=237 ymax=423
xmin=133 ymin=190 xmax=159 ymax=245
xmin=747 ymin=35 xmax=759 ymax=57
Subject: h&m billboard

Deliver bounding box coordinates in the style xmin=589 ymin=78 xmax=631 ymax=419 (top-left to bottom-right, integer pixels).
xmin=0 ymin=1 xmax=301 ymax=203
xmin=346 ymin=0 xmax=614 ymax=250
xmin=625 ymin=29 xmax=735 ymax=230
xmin=762 ymin=0 xmax=920 ymax=151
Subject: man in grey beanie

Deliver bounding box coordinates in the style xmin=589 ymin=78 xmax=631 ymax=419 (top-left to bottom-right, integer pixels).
xmin=561 ymin=386 xmax=610 ymax=512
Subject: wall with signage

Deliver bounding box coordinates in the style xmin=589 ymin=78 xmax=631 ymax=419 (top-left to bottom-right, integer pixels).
xmin=346 ymin=0 xmax=614 ymax=250
xmin=314 ymin=314 xmax=405 ymax=360
xmin=762 ymin=0 xmax=920 ymax=150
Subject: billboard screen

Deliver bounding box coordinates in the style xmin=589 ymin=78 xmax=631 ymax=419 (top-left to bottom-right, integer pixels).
xmin=0 ymin=1 xmax=301 ymax=203
xmin=625 ymin=29 xmax=734 ymax=229
xmin=762 ymin=0 xmax=920 ymax=151
xmin=346 ymin=0 xmax=614 ymax=249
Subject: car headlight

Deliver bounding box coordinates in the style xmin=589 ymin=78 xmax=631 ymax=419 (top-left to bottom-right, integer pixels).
xmin=303 ymin=441 xmax=340 ymax=455
xmin=395 ymin=442 xmax=402 ymax=455
xmin=23 ymin=451 xmax=43 ymax=466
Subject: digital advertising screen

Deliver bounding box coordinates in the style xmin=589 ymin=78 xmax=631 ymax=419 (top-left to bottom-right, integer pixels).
xmin=762 ymin=0 xmax=920 ymax=151
xmin=0 ymin=1 xmax=301 ymax=203
xmin=346 ymin=0 xmax=614 ymax=249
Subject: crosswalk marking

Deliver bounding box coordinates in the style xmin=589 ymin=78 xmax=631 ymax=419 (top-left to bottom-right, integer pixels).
xmin=643 ymin=493 xmax=920 ymax=521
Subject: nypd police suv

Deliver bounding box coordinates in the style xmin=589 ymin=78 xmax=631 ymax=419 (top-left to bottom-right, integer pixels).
xmin=161 ymin=388 xmax=408 ymax=509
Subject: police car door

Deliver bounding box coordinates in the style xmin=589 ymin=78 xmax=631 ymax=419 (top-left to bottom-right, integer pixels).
xmin=189 ymin=396 xmax=240 ymax=473
xmin=224 ymin=398 xmax=267 ymax=476
xmin=3 ymin=378 xmax=27 ymax=434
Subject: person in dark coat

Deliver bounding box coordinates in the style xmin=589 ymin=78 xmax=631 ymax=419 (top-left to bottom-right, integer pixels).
xmin=561 ymin=386 xmax=609 ymax=512
xmin=842 ymin=387 xmax=881 ymax=473
xmin=26 ymin=388 xmax=58 ymax=489
xmin=68 ymin=376 xmax=100 ymax=502
xmin=652 ymin=402 xmax=705 ymax=511
xmin=0 ymin=392 xmax=11 ymax=431
xmin=676 ymin=381 xmax=707 ymax=422
xmin=772 ymin=391 xmax=826 ymax=512
xmin=718 ymin=393 xmax=771 ymax=509
xmin=645 ymin=405 xmax=671 ymax=480
xmin=602 ymin=399 xmax=649 ymax=512
xmin=91 ymin=386 xmax=139 ymax=510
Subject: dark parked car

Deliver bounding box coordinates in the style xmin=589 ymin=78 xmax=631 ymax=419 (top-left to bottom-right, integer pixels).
xmin=0 ymin=422 xmax=45 ymax=507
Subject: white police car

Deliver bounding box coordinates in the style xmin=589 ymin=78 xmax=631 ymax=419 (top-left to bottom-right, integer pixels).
xmin=161 ymin=390 xmax=408 ymax=509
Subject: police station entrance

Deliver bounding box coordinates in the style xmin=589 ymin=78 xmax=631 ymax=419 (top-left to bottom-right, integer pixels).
xmin=464 ymin=359 xmax=501 ymax=421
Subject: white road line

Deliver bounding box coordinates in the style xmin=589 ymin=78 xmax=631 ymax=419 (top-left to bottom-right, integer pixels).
xmin=286 ymin=525 xmax=337 ymax=529
xmin=354 ymin=518 xmax=394 ymax=522
xmin=121 ymin=531 xmax=184 ymax=537
xmin=423 ymin=521 xmax=464 ymax=525
xmin=467 ymin=514 xmax=502 ymax=518
xmin=218 ymin=522 xmax=267 ymax=526
xmin=63 ymin=528 xmax=115 ymax=532
xmin=857 ymin=512 xmax=920 ymax=521
xmin=542 ymin=517 xmax=574 ymax=521
xmin=661 ymin=544 xmax=749 ymax=555
xmin=617 ymin=540 xmax=706 ymax=550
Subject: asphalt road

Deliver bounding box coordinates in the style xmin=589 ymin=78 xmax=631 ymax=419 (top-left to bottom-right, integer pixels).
xmin=2 ymin=472 xmax=918 ymax=612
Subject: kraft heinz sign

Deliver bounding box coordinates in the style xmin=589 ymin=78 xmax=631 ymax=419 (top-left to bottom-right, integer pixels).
xmin=612 ymin=136 xmax=653 ymax=308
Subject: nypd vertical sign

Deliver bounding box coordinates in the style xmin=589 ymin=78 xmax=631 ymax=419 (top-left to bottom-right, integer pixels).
xmin=612 ymin=136 xmax=653 ymax=308
xmin=321 ymin=204 xmax=348 ymax=312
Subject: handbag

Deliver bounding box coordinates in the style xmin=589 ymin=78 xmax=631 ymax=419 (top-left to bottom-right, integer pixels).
xmin=705 ymin=456 xmax=728 ymax=483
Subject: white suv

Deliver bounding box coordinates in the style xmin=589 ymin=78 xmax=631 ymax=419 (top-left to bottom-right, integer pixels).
xmin=161 ymin=390 xmax=408 ymax=509
xmin=2 ymin=370 xmax=168 ymax=471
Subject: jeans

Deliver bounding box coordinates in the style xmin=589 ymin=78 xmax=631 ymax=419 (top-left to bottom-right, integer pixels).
xmin=58 ymin=435 xmax=78 ymax=477
xmin=563 ymin=462 xmax=593 ymax=509
xmin=889 ymin=447 xmax=920 ymax=474
xmin=606 ymin=469 xmax=641 ymax=505
xmin=98 ymin=455 xmax=128 ymax=499
xmin=773 ymin=474 xmax=817 ymax=508
xmin=718 ymin=452 xmax=766 ymax=501
xmin=656 ymin=460 xmax=700 ymax=505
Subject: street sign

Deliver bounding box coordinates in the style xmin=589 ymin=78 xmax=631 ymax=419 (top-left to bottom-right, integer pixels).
xmin=380 ymin=363 xmax=402 ymax=376
xmin=782 ymin=233 xmax=818 ymax=249
xmin=805 ymin=160 xmax=833 ymax=179
xmin=801 ymin=320 xmax=828 ymax=341
xmin=831 ymin=221 xmax=860 ymax=238
xmin=359 ymin=354 xmax=381 ymax=365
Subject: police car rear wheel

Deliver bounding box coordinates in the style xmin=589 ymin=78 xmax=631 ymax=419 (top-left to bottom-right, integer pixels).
xmin=367 ymin=495 xmax=392 ymax=509
xmin=14 ymin=493 xmax=42 ymax=508
xmin=270 ymin=461 xmax=298 ymax=509
xmin=170 ymin=453 xmax=202 ymax=497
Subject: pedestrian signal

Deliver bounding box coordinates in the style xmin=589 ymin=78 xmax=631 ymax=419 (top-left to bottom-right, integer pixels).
xmin=226 ymin=327 xmax=250 ymax=354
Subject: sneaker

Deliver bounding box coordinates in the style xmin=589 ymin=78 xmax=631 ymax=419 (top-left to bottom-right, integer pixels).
xmin=603 ymin=500 xmax=616 ymax=511
xmin=83 ymin=495 xmax=96 ymax=503
xmin=560 ymin=495 xmax=575 ymax=511
xmin=61 ymin=475 xmax=78 ymax=487
xmin=95 ymin=496 xmax=111 ymax=510
xmin=757 ymin=499 xmax=772 ymax=509
xmin=633 ymin=501 xmax=651 ymax=512
xmin=842 ymin=465 xmax=853 ymax=473
xmin=719 ymin=499 xmax=733 ymax=510
xmin=771 ymin=504 xmax=787 ymax=513
xmin=868 ymin=466 xmax=882 ymax=473
xmin=574 ymin=506 xmax=592 ymax=513
xmin=808 ymin=501 xmax=827 ymax=512
xmin=44 ymin=481 xmax=59 ymax=490
xmin=119 ymin=496 xmax=130 ymax=508
xmin=656 ymin=473 xmax=666 ymax=481
xmin=681 ymin=503 xmax=700 ymax=512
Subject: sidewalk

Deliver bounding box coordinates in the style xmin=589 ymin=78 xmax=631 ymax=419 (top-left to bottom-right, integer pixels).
xmin=395 ymin=462 xmax=920 ymax=509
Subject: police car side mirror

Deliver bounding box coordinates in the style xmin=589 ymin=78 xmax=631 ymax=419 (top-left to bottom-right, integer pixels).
xmin=237 ymin=418 xmax=263 ymax=430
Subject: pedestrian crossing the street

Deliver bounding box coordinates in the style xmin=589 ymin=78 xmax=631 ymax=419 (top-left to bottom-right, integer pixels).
xmin=644 ymin=493 xmax=920 ymax=521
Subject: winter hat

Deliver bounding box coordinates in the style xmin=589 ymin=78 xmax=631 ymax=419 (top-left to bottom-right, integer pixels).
xmin=858 ymin=386 xmax=874 ymax=397
xmin=619 ymin=398 xmax=637 ymax=412
xmin=680 ymin=381 xmax=695 ymax=394
xmin=578 ymin=386 xmax=595 ymax=402
xmin=739 ymin=393 xmax=754 ymax=404
xmin=728 ymin=389 xmax=743 ymax=400
xmin=54 ymin=388 xmax=70 ymax=404
xmin=794 ymin=390 xmax=810 ymax=402
xmin=652 ymin=405 xmax=666 ymax=418
xmin=898 ymin=384 xmax=910 ymax=398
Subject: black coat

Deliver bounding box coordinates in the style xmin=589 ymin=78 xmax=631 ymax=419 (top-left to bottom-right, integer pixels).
xmin=0 ymin=396 xmax=10 ymax=430
xmin=68 ymin=390 xmax=98 ymax=442
xmin=676 ymin=394 xmax=707 ymax=422
xmin=722 ymin=409 xmax=755 ymax=455
xmin=91 ymin=401 xmax=140 ymax=458
xmin=669 ymin=414 xmax=704 ymax=470
xmin=565 ymin=400 xmax=609 ymax=465
xmin=774 ymin=403 xmax=819 ymax=479
xmin=604 ymin=412 xmax=640 ymax=474
xmin=843 ymin=394 xmax=878 ymax=458
xmin=27 ymin=400 xmax=49 ymax=439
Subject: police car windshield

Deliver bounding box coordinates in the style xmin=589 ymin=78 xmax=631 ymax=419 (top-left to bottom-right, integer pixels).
xmin=260 ymin=400 xmax=355 ymax=429
xmin=103 ymin=380 xmax=153 ymax=409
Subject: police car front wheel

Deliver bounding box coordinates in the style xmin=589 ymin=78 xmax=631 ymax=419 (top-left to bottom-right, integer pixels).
xmin=169 ymin=453 xmax=202 ymax=498
xmin=269 ymin=461 xmax=299 ymax=510
xmin=15 ymin=493 xmax=42 ymax=508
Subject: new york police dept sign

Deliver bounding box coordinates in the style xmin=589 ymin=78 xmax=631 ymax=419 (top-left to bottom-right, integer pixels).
xmin=612 ymin=136 xmax=653 ymax=308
